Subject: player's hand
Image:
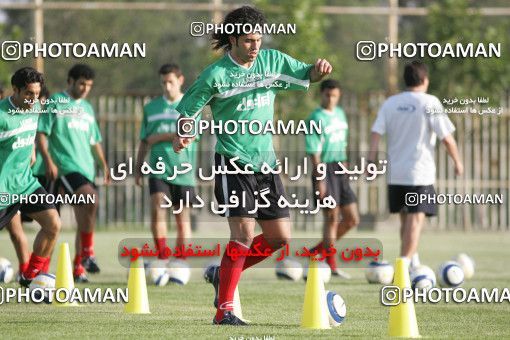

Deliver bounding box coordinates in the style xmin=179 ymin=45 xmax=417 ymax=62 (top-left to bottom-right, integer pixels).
xmin=103 ymin=165 xmax=112 ymax=185
xmin=454 ymin=162 xmax=464 ymax=177
xmin=172 ymin=135 xmax=194 ymax=154
xmin=45 ymin=160 xmax=59 ymax=181
xmin=314 ymin=180 xmax=327 ymax=200
xmin=310 ymin=58 xmax=333 ymax=83
xmin=134 ymin=171 xmax=142 ymax=187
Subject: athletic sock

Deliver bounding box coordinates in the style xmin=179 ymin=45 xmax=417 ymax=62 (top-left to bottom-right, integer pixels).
xmin=73 ymin=254 xmax=85 ymax=276
xmin=19 ymin=261 xmax=29 ymax=275
xmin=41 ymin=258 xmax=51 ymax=273
xmin=80 ymin=231 xmax=95 ymax=258
xmin=411 ymin=253 xmax=420 ymax=268
xmin=23 ymin=253 xmax=48 ymax=279
xmin=215 ymin=241 xmax=248 ymax=322
xmin=155 ymin=237 xmax=169 ymax=260
xmin=242 ymin=234 xmax=275 ymax=271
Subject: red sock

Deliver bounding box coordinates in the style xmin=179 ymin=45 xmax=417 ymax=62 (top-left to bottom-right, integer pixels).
xmin=174 ymin=238 xmax=187 ymax=260
xmin=23 ymin=253 xmax=49 ymax=279
xmin=41 ymin=258 xmax=51 ymax=273
xmin=242 ymin=234 xmax=276 ymax=271
xmin=19 ymin=261 xmax=29 ymax=275
xmin=155 ymin=237 xmax=169 ymax=260
xmin=73 ymin=254 xmax=85 ymax=276
xmin=312 ymin=241 xmax=337 ymax=271
xmin=80 ymin=231 xmax=95 ymax=257
xmin=215 ymin=241 xmax=248 ymax=322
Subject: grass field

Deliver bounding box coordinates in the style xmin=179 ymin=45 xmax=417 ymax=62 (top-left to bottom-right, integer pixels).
xmin=1 ymin=228 xmax=509 ymax=339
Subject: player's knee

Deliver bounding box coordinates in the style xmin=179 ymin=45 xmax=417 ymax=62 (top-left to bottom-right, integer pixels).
xmin=345 ymin=215 xmax=360 ymax=229
xmin=43 ymin=214 xmax=61 ymax=238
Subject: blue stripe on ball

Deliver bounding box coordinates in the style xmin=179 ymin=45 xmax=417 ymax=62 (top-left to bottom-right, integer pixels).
xmin=443 ymin=264 xmax=457 ymax=286
xmin=327 ymin=291 xmax=345 ymax=323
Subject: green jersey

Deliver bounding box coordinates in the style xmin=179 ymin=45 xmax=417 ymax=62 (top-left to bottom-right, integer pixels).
xmin=37 ymin=92 xmax=102 ymax=182
xmin=0 ymin=97 xmax=41 ymax=203
xmin=140 ymin=96 xmax=197 ymax=186
xmin=305 ymin=106 xmax=349 ymax=163
xmin=176 ymin=49 xmax=312 ymax=171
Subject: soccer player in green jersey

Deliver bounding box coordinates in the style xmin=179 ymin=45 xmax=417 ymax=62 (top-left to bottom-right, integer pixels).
xmin=0 ymin=67 xmax=61 ymax=287
xmin=173 ymin=6 xmax=332 ymax=325
xmin=135 ymin=64 xmax=198 ymax=271
xmin=305 ymin=79 xmax=359 ymax=279
xmin=37 ymin=64 xmax=110 ymax=282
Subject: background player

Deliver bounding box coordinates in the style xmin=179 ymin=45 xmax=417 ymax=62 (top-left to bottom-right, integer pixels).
xmin=173 ymin=6 xmax=332 ymax=325
xmin=305 ymin=79 xmax=359 ymax=279
xmin=36 ymin=64 xmax=110 ymax=282
xmin=135 ymin=63 xmax=198 ymax=268
xmin=0 ymin=67 xmax=61 ymax=286
xmin=368 ymin=61 xmax=463 ymax=269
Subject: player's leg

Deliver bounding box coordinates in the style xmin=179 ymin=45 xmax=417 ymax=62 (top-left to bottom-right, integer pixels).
xmin=6 ymin=213 xmax=30 ymax=276
xmin=21 ymin=208 xmax=61 ymax=284
xmin=400 ymin=212 xmax=425 ymax=259
xmin=336 ymin=203 xmax=360 ymax=240
xmin=150 ymin=192 xmax=169 ymax=260
xmin=174 ymin=207 xmax=192 ymax=258
xmin=215 ymin=217 xmax=255 ymax=324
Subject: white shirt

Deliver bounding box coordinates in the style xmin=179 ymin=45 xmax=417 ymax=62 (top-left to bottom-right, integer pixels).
xmin=371 ymin=91 xmax=455 ymax=185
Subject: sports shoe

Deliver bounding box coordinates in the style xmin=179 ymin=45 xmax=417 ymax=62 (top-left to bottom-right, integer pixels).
xmin=82 ymin=256 xmax=101 ymax=274
xmin=213 ymin=311 xmax=247 ymax=326
xmin=74 ymin=272 xmax=89 ymax=283
xmin=204 ymin=264 xmax=220 ymax=308
xmin=331 ymin=268 xmax=352 ymax=279
xmin=18 ymin=273 xmax=32 ymax=288
xmin=19 ymin=273 xmax=51 ymax=304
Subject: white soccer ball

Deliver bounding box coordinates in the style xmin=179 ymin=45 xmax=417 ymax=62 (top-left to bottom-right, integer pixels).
xmin=453 ymin=253 xmax=475 ymax=279
xmin=437 ymin=261 xmax=465 ymax=287
xmin=365 ymin=261 xmax=394 ymax=285
xmin=0 ymin=257 xmax=14 ymax=283
xmin=325 ymin=290 xmax=346 ymax=327
xmin=410 ymin=265 xmax=436 ymax=290
xmin=275 ymin=257 xmax=303 ymax=282
xmin=149 ymin=260 xmax=170 ymax=286
xmin=303 ymin=261 xmax=331 ymax=283
xmin=29 ymin=273 xmax=56 ymax=302
xmin=167 ymin=259 xmax=191 ymax=285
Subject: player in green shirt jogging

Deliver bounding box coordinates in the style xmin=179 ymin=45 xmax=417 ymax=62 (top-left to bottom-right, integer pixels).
xmin=135 ymin=64 xmax=198 ymax=274
xmin=0 ymin=67 xmax=61 ymax=288
xmin=173 ymin=6 xmax=332 ymax=325
xmin=305 ymin=79 xmax=360 ymax=279
xmin=37 ymin=64 xmax=110 ymax=282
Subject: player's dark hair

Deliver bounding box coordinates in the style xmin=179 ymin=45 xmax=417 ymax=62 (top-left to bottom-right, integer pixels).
xmin=11 ymin=67 xmax=44 ymax=89
xmin=404 ymin=61 xmax=428 ymax=87
xmin=159 ymin=63 xmax=182 ymax=77
xmin=68 ymin=64 xmax=95 ymax=81
xmin=40 ymin=84 xmax=50 ymax=100
xmin=212 ymin=6 xmax=266 ymax=51
xmin=320 ymin=79 xmax=341 ymax=92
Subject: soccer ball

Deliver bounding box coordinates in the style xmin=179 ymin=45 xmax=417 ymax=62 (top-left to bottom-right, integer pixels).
xmin=325 ymin=290 xmax=346 ymax=327
xmin=453 ymin=253 xmax=475 ymax=279
xmin=0 ymin=257 xmax=14 ymax=283
xmin=303 ymin=261 xmax=331 ymax=283
xmin=167 ymin=259 xmax=191 ymax=285
xmin=410 ymin=265 xmax=436 ymax=290
xmin=275 ymin=257 xmax=303 ymax=282
xmin=365 ymin=261 xmax=394 ymax=284
xmin=29 ymin=273 xmax=56 ymax=303
xmin=148 ymin=260 xmax=170 ymax=286
xmin=437 ymin=261 xmax=465 ymax=287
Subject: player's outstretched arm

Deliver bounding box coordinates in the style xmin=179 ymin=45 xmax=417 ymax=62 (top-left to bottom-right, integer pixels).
xmin=172 ymin=135 xmax=195 ymax=154
xmin=92 ymin=143 xmax=111 ymax=185
xmin=310 ymin=58 xmax=333 ymax=83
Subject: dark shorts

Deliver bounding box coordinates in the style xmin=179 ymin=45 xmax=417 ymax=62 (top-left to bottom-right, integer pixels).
xmin=59 ymin=172 xmax=96 ymax=195
xmin=0 ymin=187 xmax=56 ymax=230
xmin=322 ymin=162 xmax=357 ymax=207
xmin=148 ymin=178 xmax=198 ymax=204
xmin=388 ymin=184 xmax=437 ymax=217
xmin=213 ymin=153 xmax=290 ymax=220
xmin=21 ymin=176 xmax=61 ymax=222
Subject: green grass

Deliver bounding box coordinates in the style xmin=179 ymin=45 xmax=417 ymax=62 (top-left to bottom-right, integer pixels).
xmin=1 ymin=229 xmax=509 ymax=339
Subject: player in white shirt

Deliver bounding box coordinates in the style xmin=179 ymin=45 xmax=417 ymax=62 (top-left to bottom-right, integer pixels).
xmin=368 ymin=61 xmax=463 ymax=268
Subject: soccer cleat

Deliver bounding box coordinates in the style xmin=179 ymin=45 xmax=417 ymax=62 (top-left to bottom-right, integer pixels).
xmin=18 ymin=273 xmax=32 ymax=288
xmin=332 ymin=268 xmax=352 ymax=279
xmin=204 ymin=264 xmax=220 ymax=308
xmin=82 ymin=256 xmax=101 ymax=274
xmin=74 ymin=272 xmax=89 ymax=283
xmin=213 ymin=311 xmax=247 ymax=326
